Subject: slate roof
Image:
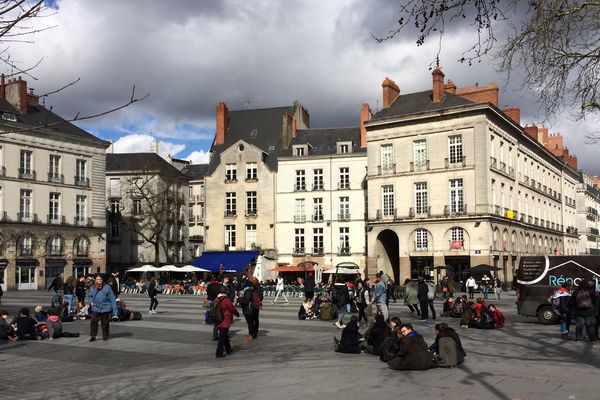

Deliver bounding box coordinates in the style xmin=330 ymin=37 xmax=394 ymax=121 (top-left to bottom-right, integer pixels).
xmin=107 ymin=153 xmax=188 ymax=180
xmin=207 ymin=105 xmax=295 ymax=174
xmin=372 ymin=90 xmax=477 ymax=120
xmin=182 ymin=163 xmax=210 ymax=180
xmin=280 ymin=126 xmax=365 ymax=157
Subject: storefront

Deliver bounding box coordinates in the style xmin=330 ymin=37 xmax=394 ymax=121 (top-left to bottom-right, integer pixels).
xmin=73 ymin=259 xmax=92 ymax=278
xmin=410 ymin=256 xmax=434 ymax=279
xmin=45 ymin=259 xmax=66 ymax=289
xmin=15 ymin=260 xmax=38 ymax=290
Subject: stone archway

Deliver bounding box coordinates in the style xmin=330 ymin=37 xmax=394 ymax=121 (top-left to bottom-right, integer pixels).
xmin=375 ymin=229 xmax=400 ymax=283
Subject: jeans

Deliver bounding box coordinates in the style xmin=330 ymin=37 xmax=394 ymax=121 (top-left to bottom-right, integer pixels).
xmin=245 ymin=312 xmax=259 ymax=338
xmin=90 ymin=312 xmax=110 ymax=339
xmin=375 ymin=303 xmax=388 ymax=321
xmin=419 ymin=301 xmax=428 ymax=319
xmin=337 ymin=305 xmax=348 ymax=325
xmin=216 ymin=327 xmax=231 ymax=357
xmin=575 ymin=315 xmax=597 ymax=340
xmin=560 ymin=315 xmax=570 ymax=334
xmin=427 ymin=299 xmax=436 ymax=319
xmin=482 ymin=285 xmax=489 ymax=299
xmin=273 ymin=289 xmax=288 ymax=303
xmin=64 ymin=294 xmax=75 ymax=314
xmin=468 ymin=287 xmax=474 ymax=299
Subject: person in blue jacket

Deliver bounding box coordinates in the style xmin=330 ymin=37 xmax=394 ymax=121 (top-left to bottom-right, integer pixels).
xmin=87 ymin=274 xmax=117 ymax=342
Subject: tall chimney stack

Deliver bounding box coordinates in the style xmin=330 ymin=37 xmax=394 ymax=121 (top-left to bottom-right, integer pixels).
xmin=360 ymin=103 xmax=372 ymax=148
xmin=382 ymin=78 xmax=400 ymax=108
xmin=215 ymin=102 xmax=229 ymax=145
xmin=432 ymin=67 xmax=445 ymax=103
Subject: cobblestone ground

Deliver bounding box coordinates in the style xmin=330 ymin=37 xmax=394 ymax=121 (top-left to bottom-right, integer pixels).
xmin=0 ymin=290 xmax=598 ymax=400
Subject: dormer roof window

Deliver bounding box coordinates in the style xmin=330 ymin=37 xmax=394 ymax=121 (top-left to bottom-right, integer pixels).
xmin=337 ymin=141 xmax=352 ymax=154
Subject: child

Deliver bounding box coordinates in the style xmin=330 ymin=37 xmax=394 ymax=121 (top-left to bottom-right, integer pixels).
xmin=34 ymin=305 xmax=48 ymax=322
xmin=47 ymin=310 xmax=80 ymax=339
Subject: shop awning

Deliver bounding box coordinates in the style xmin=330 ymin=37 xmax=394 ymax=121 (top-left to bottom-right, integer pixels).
xmin=190 ymin=251 xmax=260 ymax=273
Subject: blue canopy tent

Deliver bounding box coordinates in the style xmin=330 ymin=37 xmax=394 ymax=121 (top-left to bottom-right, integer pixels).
xmin=190 ymin=251 xmax=260 ymax=273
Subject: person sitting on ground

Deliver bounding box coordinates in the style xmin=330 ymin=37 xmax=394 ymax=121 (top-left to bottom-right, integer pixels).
xmin=460 ymin=302 xmax=474 ymax=328
xmin=11 ymin=307 xmax=43 ymax=340
xmin=379 ymin=317 xmax=403 ymax=362
xmin=334 ymin=315 xmax=363 ymax=354
xmin=388 ymin=323 xmax=434 ymax=370
xmin=298 ymin=298 xmax=315 ymax=320
xmin=46 ymin=309 xmax=80 ymax=340
xmin=442 ymin=297 xmax=455 ymax=317
xmin=34 ymin=305 xmax=48 ymax=322
xmin=469 ymin=303 xmax=495 ymax=329
xmin=361 ymin=313 xmax=391 ymax=355
xmin=488 ymin=304 xmax=505 ymax=328
xmin=452 ymin=297 xmax=465 ymax=318
xmin=0 ymin=310 xmax=16 ymax=341
xmin=429 ymin=323 xmax=466 ymax=368
xmin=474 ymin=297 xmax=490 ymax=319
xmin=76 ymin=301 xmax=90 ymax=320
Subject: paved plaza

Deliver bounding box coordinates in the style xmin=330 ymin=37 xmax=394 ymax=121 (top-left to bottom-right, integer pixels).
xmin=0 ymin=290 xmax=598 ymax=400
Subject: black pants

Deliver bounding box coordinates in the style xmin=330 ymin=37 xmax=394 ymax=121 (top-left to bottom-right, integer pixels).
xmin=407 ymin=303 xmax=420 ymax=315
xmin=149 ymin=297 xmax=158 ymax=311
xmin=244 ymin=312 xmax=259 ymax=338
xmin=427 ymin=299 xmax=436 ymax=319
xmin=357 ymin=303 xmax=367 ymax=323
xmin=575 ymin=315 xmax=597 ymax=340
xmin=419 ymin=301 xmax=429 ymax=319
xmin=468 ymin=287 xmax=474 ymax=299
xmin=305 ymin=291 xmax=314 ymax=300
xmin=216 ymin=327 xmax=231 ymax=356
xmin=90 ymin=312 xmax=110 ymax=339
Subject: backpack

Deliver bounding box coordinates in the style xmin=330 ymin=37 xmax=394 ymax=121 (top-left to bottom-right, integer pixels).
xmin=251 ymin=290 xmax=262 ymax=310
xmin=204 ymin=310 xmax=213 ymax=324
xmin=210 ymin=300 xmax=224 ymax=323
xmin=576 ymin=289 xmax=592 ymax=309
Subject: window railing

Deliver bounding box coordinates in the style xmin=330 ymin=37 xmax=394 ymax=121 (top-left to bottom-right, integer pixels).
xmin=312 ymin=182 xmax=324 ymax=191
xmin=337 ymin=246 xmax=351 ymax=256
xmin=18 ymin=169 xmax=36 ymax=180
xmin=48 ymin=246 xmax=63 ymax=256
xmin=48 ymin=173 xmax=64 ymax=184
xmin=294 ymin=215 xmax=306 ymax=223
xmin=409 ymin=207 xmax=430 ymax=218
xmin=74 ymin=176 xmax=90 ymax=187
xmin=312 ymin=213 xmax=324 ymax=222
xmin=0 ymin=166 xmax=5 ymax=177
xmin=224 ymin=176 xmax=237 ymax=183
xmin=245 ymin=176 xmax=258 ymax=182
xmin=293 ymin=247 xmax=306 ymax=255
xmin=294 ymin=183 xmax=306 ymax=191
xmin=312 ymin=247 xmax=324 ymax=256
xmin=444 ymin=204 xmax=467 ymax=216
xmin=449 ymin=240 xmax=464 ymax=250
xmin=490 ymin=157 xmax=497 ymax=170
xmin=410 ymin=160 xmax=430 ymax=172
xmin=0 ymin=211 xmax=9 ymax=222
xmin=18 ymin=245 xmax=33 ymax=256
xmin=377 ymin=164 xmax=396 ymax=175
xmin=376 ymin=209 xmax=396 ymax=219
xmin=338 ymin=182 xmax=350 ymax=190
xmin=74 ymin=217 xmax=93 ymax=227
xmin=245 ymin=209 xmax=258 ymax=217
xmin=224 ymin=211 xmax=237 ymax=218
xmin=338 ymin=213 xmax=351 ymax=221
xmin=17 ymin=212 xmax=36 ymax=223
xmin=445 ymin=156 xmax=466 ymax=168
xmin=47 ymin=215 xmax=66 ymax=225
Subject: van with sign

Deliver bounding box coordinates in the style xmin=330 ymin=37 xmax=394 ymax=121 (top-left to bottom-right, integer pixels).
xmin=515 ymin=255 xmax=600 ymax=324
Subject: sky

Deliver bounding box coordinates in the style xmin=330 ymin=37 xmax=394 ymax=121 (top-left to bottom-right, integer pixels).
xmin=7 ymin=0 xmax=599 ymax=174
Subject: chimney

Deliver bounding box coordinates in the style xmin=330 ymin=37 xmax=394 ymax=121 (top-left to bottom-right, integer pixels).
xmin=360 ymin=103 xmax=372 ymax=148
xmin=27 ymin=88 xmax=39 ymax=106
xmin=456 ymin=82 xmax=499 ymax=106
xmin=382 ymin=77 xmax=400 ymax=108
xmin=0 ymin=74 xmax=5 ymax=99
xmin=538 ymin=126 xmax=549 ymax=146
xmin=150 ymin=138 xmax=159 ymax=154
xmin=432 ymin=67 xmax=445 ymax=103
xmin=524 ymin=124 xmax=538 ymax=141
xmin=565 ymin=154 xmax=578 ymax=170
xmin=4 ymin=76 xmax=28 ymax=114
xmin=547 ymin=133 xmax=565 ymax=156
xmin=106 ymin=140 xmax=114 ymax=154
xmin=215 ymin=102 xmax=229 ymax=145
xmin=291 ymin=114 xmax=297 ymax=137
xmin=282 ymin=112 xmax=294 ymax=148
xmin=444 ymin=79 xmax=456 ymax=94
xmin=503 ymin=106 xmax=520 ymax=125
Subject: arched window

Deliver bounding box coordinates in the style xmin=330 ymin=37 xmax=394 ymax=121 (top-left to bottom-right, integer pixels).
xmin=18 ymin=234 xmax=34 ymax=256
xmin=450 ymin=227 xmax=464 ymax=249
xmin=47 ymin=235 xmax=63 ymax=256
xmin=415 ymin=228 xmax=429 ymax=251
xmin=74 ymin=236 xmax=90 ymax=257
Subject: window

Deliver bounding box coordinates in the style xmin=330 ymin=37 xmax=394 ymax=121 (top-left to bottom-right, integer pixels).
xmin=109 ymin=200 xmax=120 ymax=214
xmin=49 ymin=193 xmax=60 ymax=223
xmin=313 ymin=228 xmax=323 ymax=254
xmin=382 ymin=185 xmax=395 ymax=217
xmin=250 ymin=129 xmax=258 ymax=138
xmin=380 ymin=144 xmax=394 ymax=172
xmin=415 ymin=229 xmax=428 ymax=250
xmin=132 ymin=199 xmax=142 ymax=215
xmin=20 ymin=150 xmax=33 ymax=178
xmin=109 ymin=178 xmax=121 ymax=197
xmin=131 ymin=178 xmax=142 ymax=198
xmin=339 ymin=167 xmax=350 ymax=189
xmin=313 ymin=168 xmax=323 ymax=190
xmin=225 ymin=225 xmax=236 ymax=249
xmin=294 ymin=228 xmax=305 ymax=253
xmin=295 ymin=170 xmax=306 ymax=191
xmin=246 ymin=162 xmax=257 ymax=180
xmin=75 ymin=236 xmax=89 ymax=256
xmin=245 ymin=224 xmax=257 ymax=250
xmin=338 ymin=143 xmax=350 ymax=154
xmin=313 ymin=198 xmax=323 ymax=221
xmin=449 ymin=179 xmax=464 ymax=213
xmin=225 ymin=164 xmax=237 ymax=181
xmin=414 ymin=182 xmax=428 ymax=216
xmin=339 ymin=227 xmax=350 ymax=254
xmin=76 ymin=195 xmax=86 ymax=225
xmin=188 ymin=206 xmax=194 ymax=222
xmin=294 ymin=198 xmax=305 ymax=222
xmin=246 ymin=191 xmax=257 ymax=215
xmin=20 ymin=189 xmax=32 ymax=222
xmin=449 ymin=135 xmax=463 ymax=164
xmin=75 ymin=159 xmax=87 ymax=185
xmin=19 ymin=234 xmax=33 ymax=256
xmin=225 ymin=192 xmax=236 ymax=217
xmin=49 ymin=155 xmax=61 ymax=182
xmin=48 ymin=235 xmax=62 ymax=255
xmin=294 ymin=145 xmax=306 ymax=156
xmin=110 ymin=221 xmax=119 ymax=239
xmin=450 ymin=227 xmax=464 ymax=249
xmin=413 ymin=140 xmax=427 ymax=169
xmin=339 ymin=196 xmax=350 ymax=220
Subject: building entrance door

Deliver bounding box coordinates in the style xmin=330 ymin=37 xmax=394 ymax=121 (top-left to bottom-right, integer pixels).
xmin=16 ymin=263 xmax=36 ymax=290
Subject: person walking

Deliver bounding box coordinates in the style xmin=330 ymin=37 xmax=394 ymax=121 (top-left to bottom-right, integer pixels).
xmin=466 ymin=275 xmax=477 ymax=300
xmin=372 ymin=273 xmax=389 ymax=322
xmin=333 ymin=280 xmax=351 ymax=328
xmin=48 ymin=273 xmax=64 ymax=307
xmin=304 ymin=272 xmax=315 ymax=300
xmin=240 ymin=277 xmax=263 ymax=341
xmin=426 ymin=278 xmax=437 ymax=320
xmin=87 ymin=274 xmax=117 ymax=342
xmin=272 ymin=275 xmax=289 ymax=304
xmin=148 ymin=278 xmax=159 ymax=314
xmin=63 ymin=276 xmax=76 ymax=315
xmin=355 ymin=281 xmax=371 ymax=326
xmin=417 ymin=276 xmax=429 ymax=321
xmin=403 ymin=278 xmax=420 ymax=316
xmin=481 ymin=273 xmax=491 ymax=300
xmin=570 ymin=279 xmax=598 ymax=342
xmin=493 ymin=276 xmax=502 ymax=300
xmin=215 ymin=289 xmax=239 ymax=358
xmin=206 ymin=275 xmax=223 ymax=341
xmin=549 ymin=282 xmax=572 ymax=339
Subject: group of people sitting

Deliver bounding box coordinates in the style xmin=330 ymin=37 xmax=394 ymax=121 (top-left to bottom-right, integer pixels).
xmin=442 ymin=296 xmax=505 ymax=329
xmin=0 ymin=308 xmax=80 ymax=341
xmin=333 ymin=314 xmax=467 ymax=370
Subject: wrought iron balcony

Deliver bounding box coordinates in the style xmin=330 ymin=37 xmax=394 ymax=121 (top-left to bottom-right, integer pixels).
xmin=293 ymin=247 xmax=306 ymax=255
xmin=18 ymin=245 xmax=33 ymax=256
xmin=18 ymin=168 xmax=36 ymax=180
xmin=17 ymin=212 xmax=37 ymax=223
xmin=312 ymin=213 xmax=324 ymax=222
xmin=337 ymin=246 xmax=351 ymax=256
xmin=47 ymin=215 xmax=66 ymax=225
xmin=74 ymin=176 xmax=90 ymax=187
xmin=376 ymin=209 xmax=396 ymax=220
xmin=294 ymin=183 xmax=307 ymax=191
xmin=377 ymin=164 xmax=396 ymax=175
xmin=410 ymin=160 xmax=430 ymax=172
xmin=445 ymin=156 xmax=466 ymax=168
xmin=224 ymin=211 xmax=237 ymax=218
xmin=312 ymin=182 xmax=324 ymax=191
xmin=48 ymin=173 xmax=64 ymax=184
xmin=409 ymin=207 xmax=430 ymax=218
xmin=444 ymin=204 xmax=467 ymax=216
xmin=312 ymin=247 xmax=324 ymax=256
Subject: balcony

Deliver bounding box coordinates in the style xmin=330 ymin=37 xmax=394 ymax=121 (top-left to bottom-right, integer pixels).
xmin=523 ymin=175 xmax=529 ymax=185
xmin=18 ymin=169 xmax=36 ymax=180
xmin=74 ymin=217 xmax=93 ymax=227
xmin=409 ymin=207 xmax=430 ymax=218
xmin=245 ymin=209 xmax=258 ymax=218
xmin=294 ymin=183 xmax=307 ymax=192
xmin=48 ymin=173 xmax=64 ymax=184
xmin=337 ymin=182 xmax=350 ymax=190
xmin=566 ymin=226 xmax=578 ymax=235
xmin=377 ymin=164 xmax=396 ymax=175
xmin=312 ymin=182 xmax=324 ymax=191
xmin=0 ymin=211 xmax=9 ymax=222
xmin=74 ymin=176 xmax=90 ymax=187
xmin=410 ymin=160 xmax=430 ymax=172
xmin=337 ymin=246 xmax=351 ymax=256
xmin=245 ymin=176 xmax=258 ymax=183
xmin=312 ymin=213 xmax=324 ymax=222
xmin=293 ymin=247 xmax=306 ymax=256
xmin=445 ymin=156 xmax=466 ymax=168
xmin=587 ymin=207 xmax=598 ymax=219
xmin=47 ymin=215 xmax=66 ymax=225
xmin=376 ymin=209 xmax=396 ymax=220
xmin=0 ymin=166 xmax=5 ymax=177
xmin=338 ymin=213 xmax=351 ymax=221
xmin=224 ymin=177 xmax=237 ymax=183
xmin=294 ymin=215 xmax=306 ymax=223
xmin=490 ymin=157 xmax=497 ymax=170
xmin=590 ymin=227 xmax=599 ymax=236
xmin=17 ymin=212 xmax=37 ymax=223
xmin=444 ymin=204 xmax=467 ymax=216
xmin=224 ymin=211 xmax=237 ymax=218
xmin=18 ymin=245 xmax=33 ymax=257
xmin=312 ymin=247 xmax=324 ymax=256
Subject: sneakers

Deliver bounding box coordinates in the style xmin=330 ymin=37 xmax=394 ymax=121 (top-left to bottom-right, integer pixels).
xmin=244 ymin=335 xmax=254 ymax=342
xmin=89 ymin=337 xmax=96 ymax=342
xmin=148 ymin=311 xmax=153 ymax=315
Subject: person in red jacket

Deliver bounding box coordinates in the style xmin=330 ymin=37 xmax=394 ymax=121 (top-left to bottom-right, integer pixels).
xmin=215 ymin=290 xmax=239 ymax=358
xmin=488 ymin=305 xmax=505 ymax=328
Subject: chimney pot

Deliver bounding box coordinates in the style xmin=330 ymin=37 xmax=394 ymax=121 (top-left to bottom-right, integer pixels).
xmin=381 ymin=78 xmax=400 ymax=108
xmin=215 ymin=102 xmax=229 ymax=145
xmin=360 ymin=103 xmax=372 ymax=148
xmin=432 ymin=67 xmax=445 ymax=103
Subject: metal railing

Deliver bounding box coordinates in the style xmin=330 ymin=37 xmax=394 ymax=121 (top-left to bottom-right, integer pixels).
xmin=224 ymin=211 xmax=237 ymax=218
xmin=376 ymin=209 xmax=396 ymax=219
xmin=74 ymin=176 xmax=90 ymax=187
xmin=410 ymin=160 xmax=430 ymax=172
xmin=377 ymin=164 xmax=396 ymax=175
xmin=444 ymin=204 xmax=467 ymax=216
xmin=48 ymin=173 xmax=64 ymax=184
xmin=337 ymin=246 xmax=351 ymax=256
xmin=445 ymin=156 xmax=466 ymax=168
xmin=294 ymin=183 xmax=307 ymax=191
xmin=312 ymin=213 xmax=324 ymax=222
xmin=18 ymin=169 xmax=36 ymax=180
xmin=312 ymin=182 xmax=324 ymax=191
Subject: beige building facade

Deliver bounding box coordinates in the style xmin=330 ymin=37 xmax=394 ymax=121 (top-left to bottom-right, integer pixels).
xmin=576 ymin=172 xmax=600 ymax=255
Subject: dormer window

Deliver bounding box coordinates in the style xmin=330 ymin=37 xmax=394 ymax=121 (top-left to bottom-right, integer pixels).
xmin=337 ymin=142 xmax=352 ymax=154
xmin=2 ymin=112 xmax=16 ymax=122
xmin=250 ymin=129 xmax=258 ymax=138
xmin=293 ymin=145 xmax=308 ymax=157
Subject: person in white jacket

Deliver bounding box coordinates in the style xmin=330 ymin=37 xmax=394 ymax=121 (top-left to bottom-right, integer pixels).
xmin=466 ymin=276 xmax=477 ymax=299
xmin=272 ymin=276 xmax=289 ymax=304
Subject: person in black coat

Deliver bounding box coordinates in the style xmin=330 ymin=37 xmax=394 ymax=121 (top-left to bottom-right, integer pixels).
xmin=334 ymin=315 xmax=362 ymax=354
xmin=148 ymin=278 xmax=159 ymax=314
xmin=304 ymin=272 xmax=315 ymax=300
xmin=361 ymin=313 xmax=391 ymax=355
xmin=388 ymin=323 xmax=433 ymax=370
xmin=333 ymin=282 xmax=351 ymax=328
xmin=417 ymin=276 xmax=429 ymax=321
xmin=239 ymin=277 xmax=264 ymax=341
xmin=206 ymin=276 xmax=224 ymax=341
xmin=569 ymin=279 xmax=598 ymax=341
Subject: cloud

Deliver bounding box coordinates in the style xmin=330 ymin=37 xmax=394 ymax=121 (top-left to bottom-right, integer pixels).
xmin=183 ymin=150 xmax=210 ymax=164
xmin=111 ymin=134 xmax=186 ymax=159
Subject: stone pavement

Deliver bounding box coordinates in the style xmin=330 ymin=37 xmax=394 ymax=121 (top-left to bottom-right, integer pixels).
xmin=0 ymin=290 xmax=598 ymax=400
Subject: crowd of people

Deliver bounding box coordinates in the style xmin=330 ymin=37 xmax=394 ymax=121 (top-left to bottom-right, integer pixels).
xmin=549 ymin=279 xmax=599 ymax=341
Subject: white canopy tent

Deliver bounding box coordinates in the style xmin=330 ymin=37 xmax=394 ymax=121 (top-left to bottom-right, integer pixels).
xmin=158 ymin=265 xmax=180 ymax=272
xmin=322 ymin=267 xmax=361 ymax=275
xmin=127 ymin=265 xmax=159 ymax=272
xmin=179 ymin=265 xmax=210 ymax=272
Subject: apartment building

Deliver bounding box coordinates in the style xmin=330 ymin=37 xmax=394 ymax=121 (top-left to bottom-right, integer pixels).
xmin=576 ymin=171 xmax=600 ymax=255
xmin=0 ymin=77 xmax=109 ymax=291
xmin=183 ymin=163 xmax=209 ymax=257
xmin=105 ymin=152 xmax=190 ymax=271
xmin=365 ymin=69 xmax=580 ymax=285
xmin=275 ymin=106 xmax=369 ymax=269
